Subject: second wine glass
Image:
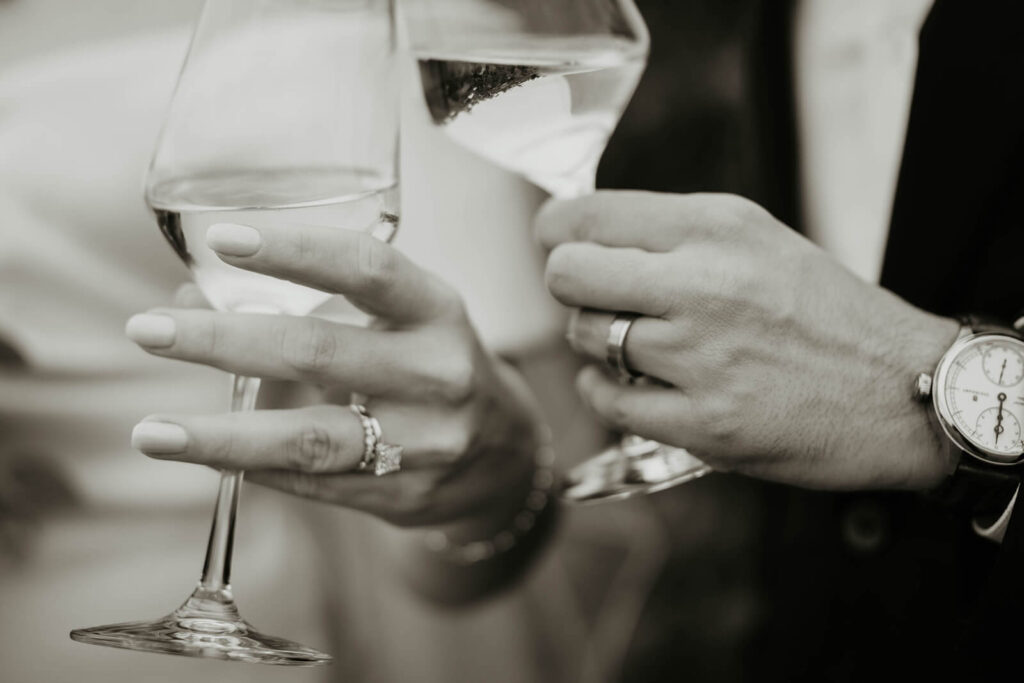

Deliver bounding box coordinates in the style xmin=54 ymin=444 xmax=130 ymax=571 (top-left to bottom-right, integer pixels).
xmin=70 ymin=0 xmax=398 ymax=665
xmin=405 ymin=0 xmax=712 ymax=503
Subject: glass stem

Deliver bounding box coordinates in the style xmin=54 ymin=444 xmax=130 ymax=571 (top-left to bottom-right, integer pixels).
xmin=198 ymin=374 xmax=261 ymax=593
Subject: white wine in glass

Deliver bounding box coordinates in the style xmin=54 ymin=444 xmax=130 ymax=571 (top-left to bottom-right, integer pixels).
xmin=418 ymin=38 xmax=645 ymax=198
xmin=70 ymin=0 xmax=398 ymax=665
xmin=407 ymin=0 xmax=713 ymax=503
xmin=151 ymin=168 xmax=398 ymax=315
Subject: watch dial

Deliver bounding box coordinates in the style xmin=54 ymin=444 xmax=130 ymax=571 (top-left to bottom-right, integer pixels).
xmin=982 ymin=344 xmax=1024 ymax=386
xmin=943 ymin=337 xmax=1024 ymax=457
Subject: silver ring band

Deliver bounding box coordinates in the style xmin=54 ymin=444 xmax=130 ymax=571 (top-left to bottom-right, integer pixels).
xmin=606 ymin=313 xmax=644 ymax=382
xmin=350 ymin=404 xmax=380 ymax=472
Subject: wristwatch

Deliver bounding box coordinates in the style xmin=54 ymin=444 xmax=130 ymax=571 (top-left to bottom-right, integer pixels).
xmin=916 ymin=315 xmax=1024 ymax=538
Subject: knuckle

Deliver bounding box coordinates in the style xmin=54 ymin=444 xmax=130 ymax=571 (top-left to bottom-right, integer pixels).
xmin=354 ymin=234 xmax=396 ymax=291
xmin=281 ymin=318 xmax=338 ymax=375
xmin=289 ymin=422 xmax=338 ymax=473
xmin=431 ymin=356 xmax=476 ymax=404
xmin=666 ymin=316 xmax=699 ymax=350
xmin=725 ymin=259 xmax=761 ymax=301
xmin=694 ymin=193 xmax=751 ymax=233
xmin=696 ymin=257 xmax=757 ymax=311
xmin=418 ymin=332 xmax=477 ymax=404
xmin=448 ymin=351 xmax=478 ymax=402
xmin=642 ymin=267 xmax=682 ymax=318
xmin=720 ymin=194 xmax=768 ymax=233
xmin=721 ymin=193 xmax=759 ymax=216
xmin=577 ymin=196 xmax=606 ymax=236
xmin=696 ymin=394 xmax=743 ymax=445
xmin=189 ymin=313 xmax=220 ymax=357
xmin=207 ymin=428 xmax=239 ymax=465
xmin=279 ymin=228 xmax=320 ymax=267
xmin=294 ymin=229 xmax=321 ymax=263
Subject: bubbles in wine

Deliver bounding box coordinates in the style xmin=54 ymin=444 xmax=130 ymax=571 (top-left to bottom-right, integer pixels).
xmin=416 ymin=39 xmax=645 ymax=198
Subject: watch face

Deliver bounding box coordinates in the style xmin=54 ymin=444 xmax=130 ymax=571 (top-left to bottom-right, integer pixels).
xmin=938 ymin=335 xmax=1024 ymax=461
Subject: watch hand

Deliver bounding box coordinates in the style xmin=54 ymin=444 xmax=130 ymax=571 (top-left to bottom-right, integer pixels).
xmin=999 ymin=359 xmax=1007 ymax=385
xmin=995 ymin=392 xmax=1007 ymax=444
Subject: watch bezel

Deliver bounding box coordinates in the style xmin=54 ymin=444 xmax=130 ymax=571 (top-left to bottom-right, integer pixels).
xmin=933 ymin=332 xmax=1024 ymax=466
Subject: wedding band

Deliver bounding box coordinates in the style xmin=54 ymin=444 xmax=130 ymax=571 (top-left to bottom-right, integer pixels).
xmin=350 ymin=404 xmax=403 ymax=476
xmin=607 ymin=313 xmax=644 ymax=382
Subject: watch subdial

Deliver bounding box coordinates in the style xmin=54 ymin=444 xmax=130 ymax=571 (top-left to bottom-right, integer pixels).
xmin=974 ymin=407 xmax=1022 ymax=451
xmin=982 ymin=345 xmax=1024 ymax=386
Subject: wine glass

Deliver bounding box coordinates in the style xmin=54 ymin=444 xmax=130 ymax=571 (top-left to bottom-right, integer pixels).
xmin=404 ymin=0 xmax=712 ymax=503
xmin=70 ymin=0 xmax=398 ymax=665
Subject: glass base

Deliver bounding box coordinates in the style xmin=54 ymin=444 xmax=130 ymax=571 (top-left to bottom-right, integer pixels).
xmin=561 ymin=435 xmax=713 ymax=504
xmin=70 ymin=585 xmax=331 ymax=667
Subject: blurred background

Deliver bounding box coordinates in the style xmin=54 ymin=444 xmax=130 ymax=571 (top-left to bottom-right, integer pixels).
xmin=0 ymin=1 xmax=770 ymax=681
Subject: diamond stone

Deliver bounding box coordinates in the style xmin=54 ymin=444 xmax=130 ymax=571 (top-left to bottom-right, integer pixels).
xmin=374 ymin=443 xmax=403 ymax=476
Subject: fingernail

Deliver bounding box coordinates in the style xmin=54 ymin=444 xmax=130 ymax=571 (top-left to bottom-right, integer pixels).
xmin=125 ymin=313 xmax=176 ymax=348
xmin=132 ymin=421 xmax=188 ymax=454
xmin=207 ymin=223 xmax=262 ymax=257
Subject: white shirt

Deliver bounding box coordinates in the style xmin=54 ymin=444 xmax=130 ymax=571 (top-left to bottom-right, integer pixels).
xmin=794 ymin=0 xmax=934 ymax=284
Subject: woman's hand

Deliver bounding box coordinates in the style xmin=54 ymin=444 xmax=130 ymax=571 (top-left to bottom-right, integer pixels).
xmin=538 ymin=190 xmax=960 ymax=491
xmin=126 ymin=223 xmax=541 ymax=535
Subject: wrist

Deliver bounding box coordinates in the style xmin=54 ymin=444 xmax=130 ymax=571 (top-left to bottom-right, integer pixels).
xmin=423 ymin=426 xmax=556 ymax=564
xmin=901 ymin=312 xmax=962 ymax=488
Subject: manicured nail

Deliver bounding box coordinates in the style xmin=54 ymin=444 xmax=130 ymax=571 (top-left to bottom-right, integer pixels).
xmin=207 ymin=222 xmax=262 ymax=257
xmin=125 ymin=313 xmax=176 ymax=348
xmin=132 ymin=421 xmax=188 ymax=454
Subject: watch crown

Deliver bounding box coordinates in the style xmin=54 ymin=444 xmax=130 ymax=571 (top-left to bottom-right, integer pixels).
xmin=914 ymin=373 xmax=933 ymax=401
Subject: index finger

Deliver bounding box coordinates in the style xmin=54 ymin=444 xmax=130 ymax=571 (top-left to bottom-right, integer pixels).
xmin=535 ymin=190 xmax=746 ymax=252
xmin=206 ymin=222 xmax=460 ymax=325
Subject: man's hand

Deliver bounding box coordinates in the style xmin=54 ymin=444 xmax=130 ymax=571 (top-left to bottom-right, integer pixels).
xmin=538 ymin=190 xmax=960 ymax=490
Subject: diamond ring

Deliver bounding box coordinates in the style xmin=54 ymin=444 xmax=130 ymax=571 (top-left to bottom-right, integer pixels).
xmin=349 ymin=404 xmax=403 ymax=476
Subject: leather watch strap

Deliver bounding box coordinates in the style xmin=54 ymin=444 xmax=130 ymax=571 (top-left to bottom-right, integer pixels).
xmin=928 ymin=459 xmax=1020 ymax=525
xmin=958 ymin=313 xmax=1024 ymax=339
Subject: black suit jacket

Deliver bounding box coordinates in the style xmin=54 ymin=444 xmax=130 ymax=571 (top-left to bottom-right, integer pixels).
xmin=602 ymin=0 xmax=1024 ymax=679
xmin=756 ymin=1 xmax=1024 ymax=679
